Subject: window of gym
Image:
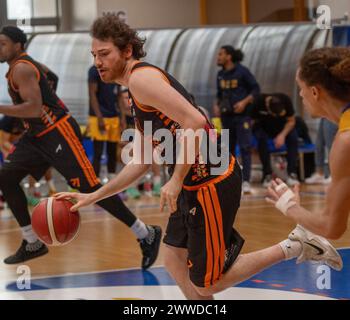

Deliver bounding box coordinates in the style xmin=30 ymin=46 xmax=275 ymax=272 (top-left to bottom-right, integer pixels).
xmin=6 ymin=0 xmax=59 ymax=32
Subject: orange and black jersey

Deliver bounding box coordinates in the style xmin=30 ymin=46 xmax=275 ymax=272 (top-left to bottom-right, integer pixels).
xmin=6 ymin=53 xmax=68 ymax=137
xmin=128 ymin=62 xmax=233 ymax=188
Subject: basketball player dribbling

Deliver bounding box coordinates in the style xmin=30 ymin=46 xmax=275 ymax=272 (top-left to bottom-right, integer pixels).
xmin=0 ymin=25 xmax=161 ymax=267
xmin=267 ymin=47 xmax=350 ymax=240
xmin=57 ymin=15 xmax=342 ymax=300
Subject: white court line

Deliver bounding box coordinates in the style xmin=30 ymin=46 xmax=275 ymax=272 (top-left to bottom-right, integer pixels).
xmin=0 ymin=264 xmax=165 ymax=285
xmin=0 ymin=200 xmax=325 ymax=236
xmin=2 ymin=245 xmax=349 ymax=284
xmin=0 ymin=264 xmax=165 ymax=283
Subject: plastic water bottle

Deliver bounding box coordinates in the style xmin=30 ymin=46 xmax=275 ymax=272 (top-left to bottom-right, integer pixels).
xmin=272 ymin=156 xmax=288 ymax=180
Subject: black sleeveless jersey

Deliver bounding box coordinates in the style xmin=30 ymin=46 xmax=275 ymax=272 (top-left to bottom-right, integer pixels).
xmin=6 ymin=53 xmax=68 ymax=137
xmin=128 ymin=62 xmax=232 ymax=188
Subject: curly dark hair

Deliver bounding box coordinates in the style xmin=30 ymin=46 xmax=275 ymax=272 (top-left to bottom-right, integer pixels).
xmin=91 ymin=13 xmax=146 ymax=60
xmin=221 ymin=45 xmax=244 ymax=63
xmin=299 ymin=47 xmax=350 ymax=101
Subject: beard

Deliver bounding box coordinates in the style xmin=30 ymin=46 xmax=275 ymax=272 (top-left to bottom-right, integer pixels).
xmin=113 ymin=58 xmax=127 ymax=78
xmin=101 ymin=58 xmax=126 ymax=83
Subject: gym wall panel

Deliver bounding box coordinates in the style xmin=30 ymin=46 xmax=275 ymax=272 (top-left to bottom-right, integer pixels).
xmin=241 ymin=24 xmax=318 ymax=110
xmin=167 ymin=26 xmax=253 ymax=108
xmin=139 ymin=29 xmax=183 ymax=68
xmin=4 ymin=29 xmax=182 ymax=124
xmin=96 ymin=0 xmax=201 ymax=29
xmin=71 ymin=0 xmax=98 ymax=31
xmin=27 ymin=33 xmax=93 ymax=124
xmin=319 ymin=0 xmax=350 ymax=20
xmin=248 ymin=0 xmax=294 ymax=22
xmin=0 ymin=24 xmax=330 ymax=130
xmin=0 ymin=63 xmax=11 ymax=105
xmin=206 ymin=0 xmax=242 ymax=24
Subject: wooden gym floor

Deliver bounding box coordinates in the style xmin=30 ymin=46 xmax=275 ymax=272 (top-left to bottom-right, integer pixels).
xmin=0 ymin=183 xmax=349 ymax=300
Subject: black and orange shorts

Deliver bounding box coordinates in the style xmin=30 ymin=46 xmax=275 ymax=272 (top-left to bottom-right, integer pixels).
xmin=163 ymin=157 xmax=245 ymax=288
xmin=2 ymin=115 xmax=100 ymax=191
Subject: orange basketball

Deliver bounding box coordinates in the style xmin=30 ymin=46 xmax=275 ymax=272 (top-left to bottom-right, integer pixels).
xmin=32 ymin=197 xmax=80 ymax=246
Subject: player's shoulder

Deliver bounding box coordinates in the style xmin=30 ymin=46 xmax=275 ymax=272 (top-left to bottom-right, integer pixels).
xmin=335 ymin=129 xmax=350 ymax=143
xmin=129 ymin=63 xmax=165 ymax=88
xmin=131 ymin=62 xmax=162 ymax=75
xmin=235 ymin=62 xmax=247 ymax=71
xmin=333 ymin=130 xmax=350 ymax=157
xmin=12 ymin=60 xmax=39 ymax=78
xmin=330 ymin=130 xmax=350 ymax=179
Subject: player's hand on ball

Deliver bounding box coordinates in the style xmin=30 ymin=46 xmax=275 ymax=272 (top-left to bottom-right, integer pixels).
xmin=160 ymin=177 xmax=182 ymax=213
xmin=54 ymin=192 xmax=95 ymax=212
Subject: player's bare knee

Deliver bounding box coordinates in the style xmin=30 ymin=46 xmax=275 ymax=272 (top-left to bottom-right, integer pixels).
xmin=192 ymin=283 xmax=215 ymax=297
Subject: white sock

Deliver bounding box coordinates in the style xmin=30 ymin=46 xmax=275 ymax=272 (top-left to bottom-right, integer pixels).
xmin=131 ymin=219 xmax=149 ymax=240
xmin=153 ymin=176 xmax=161 ymax=185
xmin=21 ymin=225 xmax=38 ymax=244
xmin=279 ymin=239 xmax=302 ymax=260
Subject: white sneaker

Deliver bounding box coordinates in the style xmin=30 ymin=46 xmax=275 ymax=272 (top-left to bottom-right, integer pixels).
xmin=288 ymin=225 xmax=343 ymax=271
xmin=323 ymin=176 xmax=332 ymax=185
xmin=242 ymin=181 xmax=252 ymax=194
xmin=286 ymin=173 xmax=300 ymax=187
xmin=305 ymin=173 xmax=325 ymax=185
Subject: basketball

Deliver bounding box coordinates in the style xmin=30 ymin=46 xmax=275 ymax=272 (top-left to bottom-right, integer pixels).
xmin=32 ymin=198 xmax=80 ymax=246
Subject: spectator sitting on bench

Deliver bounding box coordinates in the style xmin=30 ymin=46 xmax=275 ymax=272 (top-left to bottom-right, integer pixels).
xmin=252 ymin=93 xmax=300 ymax=187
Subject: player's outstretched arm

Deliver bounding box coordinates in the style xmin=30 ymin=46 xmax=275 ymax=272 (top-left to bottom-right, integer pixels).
xmin=266 ymin=131 xmax=350 ymax=239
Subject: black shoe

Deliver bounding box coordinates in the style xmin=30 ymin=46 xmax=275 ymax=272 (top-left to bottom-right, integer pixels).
xmin=4 ymin=240 xmax=49 ymax=265
xmin=138 ymin=225 xmax=162 ymax=270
